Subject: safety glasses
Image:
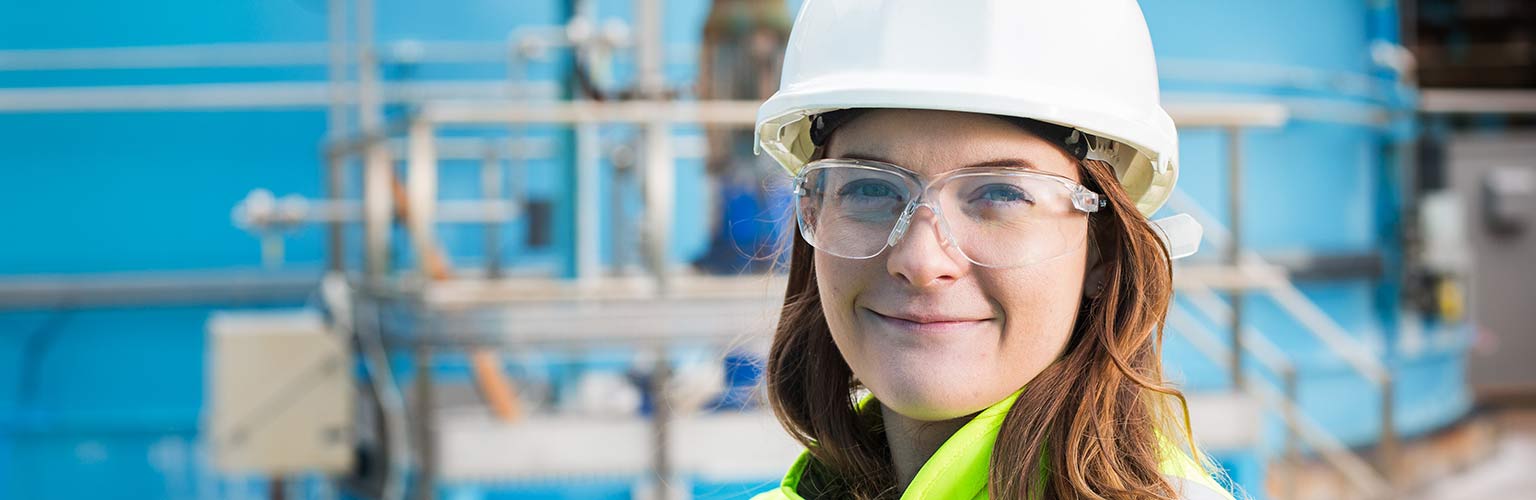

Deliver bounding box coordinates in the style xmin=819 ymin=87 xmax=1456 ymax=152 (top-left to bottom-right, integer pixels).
xmin=792 ymin=158 xmax=1103 ymax=268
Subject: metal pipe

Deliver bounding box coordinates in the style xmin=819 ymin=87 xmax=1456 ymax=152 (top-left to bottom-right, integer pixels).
xmin=636 ymin=15 xmax=672 ymax=498
xmin=237 ymin=198 xmax=519 ymax=225
xmin=0 ymin=270 xmax=317 ymax=309
xmin=386 ymin=136 xmax=556 ymax=162
xmin=482 ymin=144 xmax=504 ymax=279
xmin=1169 ymin=93 xmax=1389 ymax=127
xmin=649 ymin=347 xmax=673 ymax=500
xmin=355 ymin=296 xmax=409 ymax=500
xmin=327 ymin=0 xmax=350 ymax=137
xmin=1226 ymin=126 xmax=1246 ymax=391
xmin=0 ymin=81 xmax=558 ymax=114
xmin=1281 ymin=368 xmax=1300 ymax=500
xmin=612 ymin=147 xmax=635 ymax=276
xmin=1419 ymin=89 xmax=1536 ymax=115
xmin=412 ymin=100 xmax=1295 ymax=128
xmin=1378 ymin=373 xmax=1397 ymax=487
xmin=1163 ymin=101 xmax=1290 ymax=128
xmin=0 ymin=41 xmax=554 ymax=71
xmin=420 ymin=100 xmax=760 ymax=126
xmin=576 ymin=123 xmax=602 ymax=283
xmin=326 ymin=154 xmax=346 ymax=273
xmin=506 ymin=142 xmax=528 ymax=230
xmin=326 ymin=0 xmax=350 ymax=274
xmin=355 ymin=0 xmax=382 ymax=134
xmin=0 ymin=43 xmax=333 ymax=70
xmin=413 ymin=342 xmax=437 ymax=500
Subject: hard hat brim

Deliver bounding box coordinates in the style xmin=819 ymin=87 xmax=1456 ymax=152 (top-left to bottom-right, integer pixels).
xmin=755 ymin=75 xmax=1178 ymax=216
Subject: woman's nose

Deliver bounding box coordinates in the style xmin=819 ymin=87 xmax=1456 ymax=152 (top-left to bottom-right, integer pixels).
xmin=885 ymin=205 xmax=969 ymax=288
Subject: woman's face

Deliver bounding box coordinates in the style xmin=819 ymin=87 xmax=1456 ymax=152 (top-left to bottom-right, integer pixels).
xmin=816 ymin=109 xmax=1091 ymax=422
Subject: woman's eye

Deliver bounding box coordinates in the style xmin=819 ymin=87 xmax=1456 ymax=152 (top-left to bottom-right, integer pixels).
xmin=839 ymin=180 xmax=901 ymax=200
xmin=974 ymin=184 xmax=1034 ymax=205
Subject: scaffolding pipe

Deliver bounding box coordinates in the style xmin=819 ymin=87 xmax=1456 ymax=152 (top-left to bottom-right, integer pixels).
xmin=326 ymin=0 xmax=350 ymax=273
xmin=326 ymin=155 xmax=346 ymax=272
xmin=635 ymin=2 xmax=674 ymax=498
xmin=576 ymin=123 xmax=602 ymax=283
xmin=412 ymin=342 xmax=438 ymax=500
xmin=355 ymin=0 xmax=382 ymax=132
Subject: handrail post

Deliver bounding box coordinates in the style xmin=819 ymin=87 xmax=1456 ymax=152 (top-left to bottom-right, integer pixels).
xmin=482 ymin=142 xmax=504 ymax=279
xmin=1281 ymin=367 xmax=1300 ymax=500
xmin=1377 ymin=372 xmax=1398 ymax=491
xmin=325 ymin=0 xmax=349 ymax=275
xmin=326 ymin=152 xmax=346 ymax=273
xmin=1226 ymin=125 xmax=1246 ymax=391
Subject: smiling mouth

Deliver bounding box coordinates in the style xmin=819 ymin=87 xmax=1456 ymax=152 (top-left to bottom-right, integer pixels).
xmin=865 ymin=308 xmax=992 ymax=334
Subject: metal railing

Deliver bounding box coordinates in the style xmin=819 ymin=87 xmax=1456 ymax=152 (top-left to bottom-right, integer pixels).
xmin=1167 ymin=306 xmax=1390 ymax=499
xmin=1167 ymin=189 xmax=1398 ymax=470
xmin=1165 ymin=149 xmax=1399 ymax=498
xmin=1146 ymin=102 xmax=1398 ymax=498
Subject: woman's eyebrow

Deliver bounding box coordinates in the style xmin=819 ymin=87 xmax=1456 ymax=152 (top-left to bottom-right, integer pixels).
xmin=961 ymin=158 xmax=1038 ymax=170
xmin=838 ymin=151 xmax=1039 ymax=170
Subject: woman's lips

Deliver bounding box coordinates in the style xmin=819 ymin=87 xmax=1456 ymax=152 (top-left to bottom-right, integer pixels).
xmin=866 ymin=307 xmax=992 ymax=334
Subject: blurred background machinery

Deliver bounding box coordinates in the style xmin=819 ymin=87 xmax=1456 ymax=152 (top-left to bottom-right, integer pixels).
xmin=0 ymin=1 xmax=1533 ymax=499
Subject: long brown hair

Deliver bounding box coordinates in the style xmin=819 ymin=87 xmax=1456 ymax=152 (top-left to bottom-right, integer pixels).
xmin=765 ymin=156 xmax=1200 ymax=499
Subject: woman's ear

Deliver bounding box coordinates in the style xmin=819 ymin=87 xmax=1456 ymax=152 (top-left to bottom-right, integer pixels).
xmin=1083 ymin=243 xmax=1108 ymax=299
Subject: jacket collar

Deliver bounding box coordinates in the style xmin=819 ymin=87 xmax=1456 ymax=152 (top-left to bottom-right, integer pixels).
xmin=777 ymin=389 xmax=1023 ymax=500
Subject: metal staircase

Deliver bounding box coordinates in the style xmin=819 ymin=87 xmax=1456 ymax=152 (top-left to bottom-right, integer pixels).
xmin=1166 ymin=188 xmax=1395 ymax=499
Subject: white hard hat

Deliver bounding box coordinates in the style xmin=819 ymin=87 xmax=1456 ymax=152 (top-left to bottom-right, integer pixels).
xmin=755 ymin=0 xmax=1179 ymax=217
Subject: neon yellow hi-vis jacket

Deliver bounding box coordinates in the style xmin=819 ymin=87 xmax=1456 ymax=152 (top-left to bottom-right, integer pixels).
xmin=751 ymin=390 xmax=1236 ymax=500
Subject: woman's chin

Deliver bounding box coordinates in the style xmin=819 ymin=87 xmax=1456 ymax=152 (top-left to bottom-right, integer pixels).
xmin=866 ymin=375 xmax=1002 ymax=422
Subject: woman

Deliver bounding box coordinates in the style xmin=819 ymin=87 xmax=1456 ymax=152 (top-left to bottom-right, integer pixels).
xmin=749 ymin=1 xmax=1234 ymax=499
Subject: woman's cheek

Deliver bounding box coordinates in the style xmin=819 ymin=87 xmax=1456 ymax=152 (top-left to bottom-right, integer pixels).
xmin=814 ymin=256 xmax=862 ymax=319
xmin=991 ymin=270 xmax=1079 ymax=347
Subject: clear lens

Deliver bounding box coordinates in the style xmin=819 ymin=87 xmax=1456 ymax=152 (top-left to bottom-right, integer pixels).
xmin=796 ymin=164 xmax=919 ymax=259
xmin=935 ymin=172 xmax=1088 ymax=267
xmin=794 ymin=161 xmax=1093 ymax=267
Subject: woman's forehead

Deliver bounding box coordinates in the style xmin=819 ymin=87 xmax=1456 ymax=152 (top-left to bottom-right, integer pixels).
xmin=825 ymin=109 xmax=1080 ymax=180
